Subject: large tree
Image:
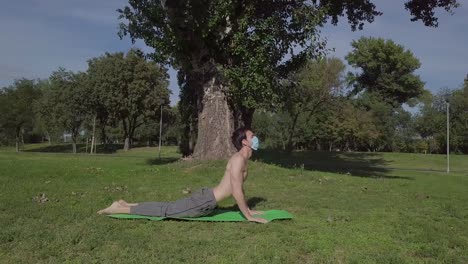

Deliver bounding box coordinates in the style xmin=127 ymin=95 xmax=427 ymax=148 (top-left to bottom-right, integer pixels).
xmin=39 ymin=69 xmax=90 ymax=153
xmin=346 ymin=37 xmax=425 ymax=108
xmin=86 ymin=50 xmax=170 ymax=151
xmin=118 ymin=0 xmax=459 ymax=159
xmin=34 ymin=80 xmax=64 ymax=145
xmin=283 ymin=57 xmax=346 ymax=151
xmin=448 ymin=76 xmax=468 ymax=153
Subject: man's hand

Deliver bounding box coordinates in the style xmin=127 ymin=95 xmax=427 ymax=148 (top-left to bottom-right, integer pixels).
xmin=248 ymin=209 xmax=265 ymax=215
xmin=247 ymin=216 xmax=269 ymax=224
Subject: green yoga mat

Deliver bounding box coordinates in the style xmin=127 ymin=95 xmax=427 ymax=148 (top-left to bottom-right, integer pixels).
xmin=108 ymin=209 xmax=293 ymax=222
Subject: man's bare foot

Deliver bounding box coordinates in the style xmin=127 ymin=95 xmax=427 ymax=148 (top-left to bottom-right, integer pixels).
xmin=118 ymin=199 xmax=138 ymax=207
xmin=97 ymin=201 xmax=129 ymax=215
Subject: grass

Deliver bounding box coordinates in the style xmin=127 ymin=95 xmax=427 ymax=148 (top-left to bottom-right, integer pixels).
xmin=0 ymin=145 xmax=467 ymax=263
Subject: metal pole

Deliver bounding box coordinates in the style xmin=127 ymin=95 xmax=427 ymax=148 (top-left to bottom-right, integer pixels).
xmin=91 ymin=114 xmax=96 ymax=154
xmin=446 ymin=101 xmax=450 ymax=174
xmin=158 ymin=104 xmax=163 ymax=159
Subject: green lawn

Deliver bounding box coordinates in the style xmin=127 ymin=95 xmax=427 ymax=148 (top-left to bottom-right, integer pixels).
xmin=0 ymin=145 xmax=467 ymax=263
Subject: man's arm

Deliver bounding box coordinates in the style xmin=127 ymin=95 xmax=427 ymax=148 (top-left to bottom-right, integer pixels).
xmin=230 ymin=157 xmax=268 ymax=223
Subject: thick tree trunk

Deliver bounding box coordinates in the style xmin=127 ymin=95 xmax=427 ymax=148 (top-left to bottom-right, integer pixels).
xmin=189 ymin=120 xmax=195 ymax=153
xmin=15 ymin=135 xmax=19 ymax=153
xmin=100 ymin=124 xmax=107 ymax=146
xmin=122 ymin=119 xmax=132 ymax=151
xmin=124 ymin=137 xmax=130 ymax=151
xmin=91 ymin=115 xmax=96 ymax=154
xmin=193 ymin=75 xmax=236 ymax=160
xmin=72 ymin=137 xmax=77 ymax=154
xmin=286 ymin=112 xmax=301 ymax=152
xmin=20 ymin=132 xmax=24 ymax=150
xmin=240 ymin=107 xmax=255 ymax=128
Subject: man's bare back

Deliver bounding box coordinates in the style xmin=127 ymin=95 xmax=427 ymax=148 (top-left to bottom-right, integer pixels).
xmin=212 ymin=152 xmax=248 ymax=202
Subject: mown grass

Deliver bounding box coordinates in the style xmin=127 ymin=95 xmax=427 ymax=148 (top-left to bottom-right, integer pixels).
xmin=0 ymin=145 xmax=467 ymax=263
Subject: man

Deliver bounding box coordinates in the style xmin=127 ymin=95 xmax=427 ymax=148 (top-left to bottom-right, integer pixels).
xmin=97 ymin=127 xmax=268 ymax=223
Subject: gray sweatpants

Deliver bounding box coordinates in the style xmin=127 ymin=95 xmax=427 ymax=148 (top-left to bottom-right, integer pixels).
xmin=130 ymin=187 xmax=217 ymax=217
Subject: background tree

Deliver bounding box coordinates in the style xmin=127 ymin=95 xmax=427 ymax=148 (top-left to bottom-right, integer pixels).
xmin=283 ymin=57 xmax=346 ymax=151
xmin=0 ymin=79 xmax=41 ymax=152
xmin=41 ymin=69 xmax=90 ymax=153
xmin=86 ymin=50 xmax=170 ymax=151
xmin=252 ymin=110 xmax=290 ymax=150
xmin=34 ymin=79 xmax=64 ymax=145
xmin=450 ymin=76 xmax=468 ymax=153
xmin=177 ymin=70 xmax=199 ymax=157
xmin=345 ymin=37 xmax=426 ymax=151
xmin=413 ymin=92 xmax=445 ymax=153
xmin=346 ymin=37 xmax=425 ymax=108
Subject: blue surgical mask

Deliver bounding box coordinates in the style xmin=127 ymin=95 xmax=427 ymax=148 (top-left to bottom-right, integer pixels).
xmin=251 ymin=136 xmax=259 ymax=150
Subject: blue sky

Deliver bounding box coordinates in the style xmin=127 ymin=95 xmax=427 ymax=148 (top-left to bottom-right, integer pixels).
xmin=1 ymin=0 xmax=467 ymax=105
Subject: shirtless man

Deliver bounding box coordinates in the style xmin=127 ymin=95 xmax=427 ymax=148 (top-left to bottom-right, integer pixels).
xmin=97 ymin=127 xmax=268 ymax=223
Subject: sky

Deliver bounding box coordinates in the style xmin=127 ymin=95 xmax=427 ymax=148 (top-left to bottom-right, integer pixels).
xmin=1 ymin=0 xmax=467 ymax=106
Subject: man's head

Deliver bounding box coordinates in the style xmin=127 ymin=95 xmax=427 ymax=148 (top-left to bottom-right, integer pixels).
xmin=231 ymin=127 xmax=258 ymax=151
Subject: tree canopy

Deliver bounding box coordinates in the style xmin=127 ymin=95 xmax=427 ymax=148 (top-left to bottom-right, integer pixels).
xmin=117 ymin=0 xmax=459 ymax=159
xmin=346 ymin=37 xmax=425 ymax=108
xmin=86 ymin=49 xmax=170 ymax=151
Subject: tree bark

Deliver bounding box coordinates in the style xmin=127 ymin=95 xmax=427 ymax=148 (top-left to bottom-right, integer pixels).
xmin=100 ymin=123 xmax=107 ymax=146
xmin=189 ymin=120 xmax=195 ymax=153
xmin=240 ymin=107 xmax=255 ymax=128
xmin=20 ymin=131 xmax=24 ymax=150
xmin=72 ymin=136 xmax=77 ymax=154
xmin=286 ymin=112 xmax=301 ymax=152
xmin=91 ymin=115 xmax=96 ymax=154
xmin=193 ymin=75 xmax=236 ymax=160
xmin=124 ymin=137 xmax=130 ymax=151
xmin=15 ymin=135 xmax=19 ymax=153
xmin=122 ymin=119 xmax=131 ymax=151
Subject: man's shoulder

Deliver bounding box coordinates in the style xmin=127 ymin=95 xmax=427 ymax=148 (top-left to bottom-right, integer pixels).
xmin=229 ymin=152 xmax=244 ymax=164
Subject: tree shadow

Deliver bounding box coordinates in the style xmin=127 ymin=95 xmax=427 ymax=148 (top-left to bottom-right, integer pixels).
xmin=253 ymin=149 xmax=412 ymax=180
xmin=216 ymin=197 xmax=267 ymax=211
xmin=145 ymin=157 xmax=180 ymax=165
xmin=24 ymin=143 xmax=123 ymax=154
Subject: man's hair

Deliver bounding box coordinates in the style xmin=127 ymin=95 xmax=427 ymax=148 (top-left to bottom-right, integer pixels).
xmin=232 ymin=127 xmax=250 ymax=151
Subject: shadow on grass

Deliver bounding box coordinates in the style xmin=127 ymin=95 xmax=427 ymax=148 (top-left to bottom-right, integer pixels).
xmin=253 ymin=149 xmax=412 ymax=180
xmin=217 ymin=197 xmax=267 ymax=211
xmin=146 ymin=157 xmax=180 ymax=165
xmin=23 ymin=143 xmax=122 ymax=154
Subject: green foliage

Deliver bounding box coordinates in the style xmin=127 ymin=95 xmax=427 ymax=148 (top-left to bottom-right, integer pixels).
xmin=0 ymin=79 xmax=42 ymax=148
xmin=448 ymin=77 xmax=468 ymax=153
xmin=413 ymin=83 xmax=468 ymax=154
xmin=86 ymin=50 xmax=170 ymax=150
xmin=282 ymin=57 xmax=346 ymax=150
xmin=118 ymin=0 xmax=331 ymax=115
xmin=35 ymin=68 xmax=91 ymax=153
xmin=346 ymin=37 xmax=425 ymax=107
xmin=118 ymin=0 xmax=458 ymax=110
